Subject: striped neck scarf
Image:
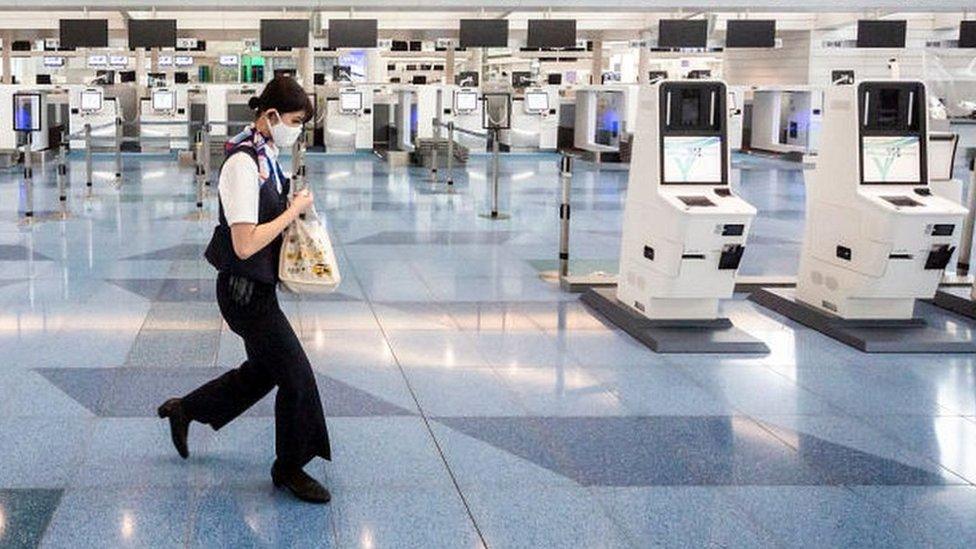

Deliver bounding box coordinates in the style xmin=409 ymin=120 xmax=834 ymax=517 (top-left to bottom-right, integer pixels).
xmin=225 ymin=125 xmax=279 ymax=183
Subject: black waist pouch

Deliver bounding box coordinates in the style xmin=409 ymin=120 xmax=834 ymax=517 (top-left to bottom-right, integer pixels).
xmin=204 ymin=224 xmax=235 ymax=272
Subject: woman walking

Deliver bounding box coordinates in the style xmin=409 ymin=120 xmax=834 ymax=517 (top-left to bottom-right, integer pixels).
xmin=158 ymin=76 xmax=331 ymax=504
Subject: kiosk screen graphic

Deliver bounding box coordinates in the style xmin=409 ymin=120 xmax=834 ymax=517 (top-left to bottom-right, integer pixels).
xmin=861 ymin=136 xmax=920 ymax=184
xmin=662 ymin=136 xmax=723 ymax=184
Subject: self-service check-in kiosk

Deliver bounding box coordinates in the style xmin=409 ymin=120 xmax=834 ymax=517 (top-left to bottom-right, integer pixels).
xmin=69 ymin=87 xmax=118 ymax=150
xmin=325 ymin=87 xmax=373 ymax=152
xmin=502 ymin=87 xmax=559 ymax=152
xmin=751 ymin=81 xmax=975 ymax=353
xmin=582 ymin=80 xmax=767 ymax=353
xmin=139 ymin=87 xmax=190 ymax=151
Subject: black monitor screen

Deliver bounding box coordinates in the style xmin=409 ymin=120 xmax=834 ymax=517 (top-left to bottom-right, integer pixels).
xmin=726 ymin=20 xmax=775 ymax=48
xmin=329 ymin=19 xmax=378 ymax=48
xmin=260 ymin=19 xmax=310 ymax=50
xmin=527 ymin=20 xmax=576 ymax=49
xmin=128 ymin=19 xmax=177 ymax=49
xmin=460 ymin=20 xmax=508 ymax=48
xmin=658 ymin=20 xmax=708 ymax=49
xmin=857 ymin=20 xmax=907 ymax=48
xmin=60 ymin=19 xmax=109 ymax=49
xmin=960 ymin=21 xmax=976 ymax=48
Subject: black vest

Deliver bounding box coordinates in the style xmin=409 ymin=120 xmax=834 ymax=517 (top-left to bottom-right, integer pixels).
xmin=204 ymin=146 xmax=290 ymax=285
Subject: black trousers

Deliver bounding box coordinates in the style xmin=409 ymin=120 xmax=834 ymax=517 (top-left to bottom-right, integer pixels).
xmin=182 ymin=272 xmax=331 ymax=467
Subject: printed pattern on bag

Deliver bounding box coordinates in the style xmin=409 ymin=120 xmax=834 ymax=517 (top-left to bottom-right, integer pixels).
xmin=279 ymin=205 xmax=341 ymax=294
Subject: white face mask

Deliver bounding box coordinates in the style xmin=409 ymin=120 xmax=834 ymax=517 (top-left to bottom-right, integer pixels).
xmin=268 ymin=111 xmax=303 ymax=148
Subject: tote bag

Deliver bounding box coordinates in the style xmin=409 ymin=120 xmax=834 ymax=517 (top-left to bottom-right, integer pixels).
xmin=278 ymin=205 xmax=341 ymax=294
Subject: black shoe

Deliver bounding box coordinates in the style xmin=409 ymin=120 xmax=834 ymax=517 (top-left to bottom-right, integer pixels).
xmin=271 ymin=461 xmax=331 ymax=504
xmin=157 ymin=398 xmax=190 ymax=459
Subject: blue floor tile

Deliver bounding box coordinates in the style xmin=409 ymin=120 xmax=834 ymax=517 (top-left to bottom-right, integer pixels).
xmin=0 ymin=489 xmax=63 ymax=549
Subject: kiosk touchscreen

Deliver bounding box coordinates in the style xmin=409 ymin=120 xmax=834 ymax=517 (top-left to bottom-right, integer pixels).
xmin=455 ymin=90 xmax=479 ymax=113
xmin=524 ymin=90 xmax=550 ymax=114
xmin=790 ymin=81 xmax=967 ymax=320
xmin=152 ymin=90 xmax=175 ymax=112
xmin=339 ymin=90 xmax=363 ymax=114
xmin=80 ymin=89 xmax=103 ymax=112
xmin=611 ymin=81 xmax=757 ymax=321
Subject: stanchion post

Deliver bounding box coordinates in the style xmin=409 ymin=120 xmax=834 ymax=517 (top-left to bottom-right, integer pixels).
xmin=490 ymin=129 xmax=500 ymax=218
xmin=84 ymin=123 xmax=93 ymax=193
xmin=430 ymin=117 xmax=440 ymax=183
xmin=558 ymin=154 xmax=573 ymax=278
xmin=291 ymin=134 xmax=307 ymax=191
xmin=958 ymin=157 xmax=976 ymax=277
xmin=202 ymin=121 xmax=212 ymax=187
xmin=22 ymin=133 xmax=34 ymax=219
xmin=57 ymin=127 xmax=68 ymax=207
xmin=446 ymin=122 xmax=455 ymax=188
xmin=194 ymin=129 xmax=205 ymax=210
xmin=114 ymin=116 xmax=123 ymax=184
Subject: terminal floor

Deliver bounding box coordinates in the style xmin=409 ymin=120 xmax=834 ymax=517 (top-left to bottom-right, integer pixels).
xmin=1 ymin=152 xmax=976 ymax=548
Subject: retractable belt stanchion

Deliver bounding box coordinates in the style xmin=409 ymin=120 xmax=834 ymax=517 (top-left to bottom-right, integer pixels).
xmin=541 ymin=153 xmax=616 ymax=290
xmin=57 ymin=127 xmax=68 ymax=212
xmin=430 ymin=117 xmax=440 ymax=183
xmin=202 ymin=121 xmax=212 ymax=188
xmin=291 ymin=135 xmax=307 ymax=190
xmin=114 ymin=116 xmax=123 ymax=185
xmin=446 ymin=122 xmax=455 ymax=188
xmin=194 ymin=129 xmax=205 ymax=211
xmin=478 ymin=128 xmax=509 ymax=220
xmin=558 ymin=154 xmax=573 ymax=278
xmin=22 ymin=134 xmax=34 ymax=220
xmin=957 ymin=157 xmax=976 ymax=277
xmin=84 ymin=123 xmax=93 ymax=194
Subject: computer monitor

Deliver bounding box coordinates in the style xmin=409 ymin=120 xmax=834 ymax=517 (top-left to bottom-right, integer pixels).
xmin=80 ymin=89 xmax=103 ymax=112
xmin=339 ymin=91 xmax=363 ymax=113
xmin=174 ymin=72 xmax=189 ymax=84
xmin=524 ymin=91 xmax=549 ymax=114
xmin=13 ymin=93 xmax=42 ymax=132
xmin=547 ymin=74 xmax=563 ymax=85
xmin=661 ymin=136 xmax=724 ymax=184
xmin=860 ymin=136 xmax=921 ymax=184
xmin=455 ymin=90 xmax=479 ymax=113
xmin=152 ymin=90 xmax=176 ymax=112
xmin=36 ymin=75 xmax=52 ymax=85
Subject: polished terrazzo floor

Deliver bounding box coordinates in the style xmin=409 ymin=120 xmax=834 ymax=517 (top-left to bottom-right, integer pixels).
xmin=1 ymin=149 xmax=976 ymax=548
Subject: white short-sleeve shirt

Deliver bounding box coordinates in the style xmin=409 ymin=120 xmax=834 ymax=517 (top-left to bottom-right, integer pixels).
xmin=217 ymin=144 xmax=282 ymax=225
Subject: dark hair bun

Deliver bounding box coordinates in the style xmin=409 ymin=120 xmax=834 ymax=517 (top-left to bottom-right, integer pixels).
xmin=247 ymin=97 xmax=261 ymax=110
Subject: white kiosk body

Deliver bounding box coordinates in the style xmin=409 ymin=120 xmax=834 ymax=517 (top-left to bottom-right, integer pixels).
xmin=796 ymin=81 xmax=967 ymax=320
xmin=750 ymin=86 xmax=823 ymax=160
xmin=139 ymin=87 xmax=190 ymax=150
xmin=616 ymin=80 xmax=757 ymax=320
xmin=503 ymin=87 xmax=560 ymax=151
xmin=573 ymin=84 xmax=639 ymax=156
xmin=727 ymin=86 xmax=746 ymax=151
xmin=325 ymin=86 xmax=374 ymax=152
xmin=68 ymin=87 xmax=118 ymax=150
